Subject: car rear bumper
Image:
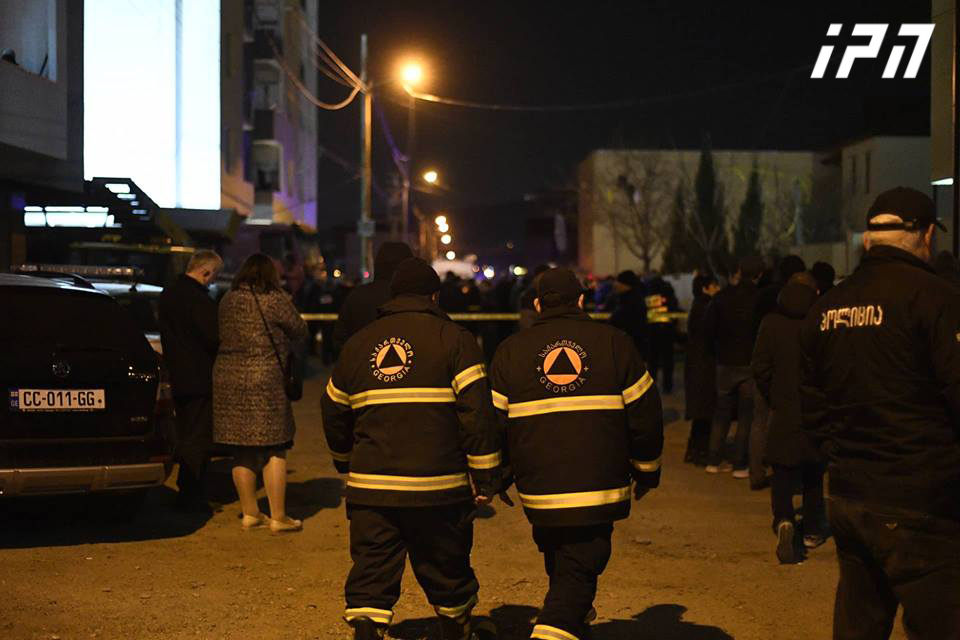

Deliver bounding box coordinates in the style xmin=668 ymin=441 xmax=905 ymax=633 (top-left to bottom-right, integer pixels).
xmin=0 ymin=463 xmax=166 ymax=496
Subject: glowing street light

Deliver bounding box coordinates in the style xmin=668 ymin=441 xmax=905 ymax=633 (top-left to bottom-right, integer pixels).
xmin=437 ymin=222 xmax=449 ymax=233
xmin=440 ymin=233 xmax=452 ymax=245
xmin=434 ymin=215 xmax=447 ymax=227
xmin=401 ymin=62 xmax=424 ymax=88
xmin=423 ymin=170 xmax=438 ymax=184
xmin=483 ymin=266 xmax=495 ymax=279
xmin=445 ymin=250 xmax=456 ymax=260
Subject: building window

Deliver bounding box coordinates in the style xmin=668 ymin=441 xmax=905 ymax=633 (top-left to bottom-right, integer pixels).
xmin=864 ymin=151 xmax=871 ymax=194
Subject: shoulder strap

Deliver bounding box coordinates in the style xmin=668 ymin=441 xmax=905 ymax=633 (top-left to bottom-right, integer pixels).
xmin=251 ymin=289 xmax=285 ymax=372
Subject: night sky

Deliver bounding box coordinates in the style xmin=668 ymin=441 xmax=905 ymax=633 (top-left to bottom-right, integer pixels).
xmin=314 ymin=0 xmax=932 ymax=241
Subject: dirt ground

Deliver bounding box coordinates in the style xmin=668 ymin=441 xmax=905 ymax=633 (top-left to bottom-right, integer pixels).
xmin=1 ymin=370 xmax=908 ymax=640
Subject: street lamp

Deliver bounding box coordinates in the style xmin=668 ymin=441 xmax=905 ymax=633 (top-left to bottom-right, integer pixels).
xmin=440 ymin=233 xmax=452 ymax=245
xmin=423 ymin=169 xmax=438 ymax=184
xmin=399 ymin=60 xmax=426 ymax=243
xmin=445 ymin=250 xmax=456 ymax=260
xmin=434 ymin=215 xmax=447 ymax=226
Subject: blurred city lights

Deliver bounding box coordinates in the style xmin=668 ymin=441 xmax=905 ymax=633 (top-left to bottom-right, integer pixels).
xmin=423 ymin=170 xmax=438 ymax=184
xmin=445 ymin=250 xmax=456 ymax=260
xmin=483 ymin=266 xmax=496 ymax=279
xmin=440 ymin=233 xmax=452 ymax=245
xmin=513 ymin=266 xmax=529 ymax=276
xmin=333 ymin=268 xmax=342 ymax=278
xmin=435 ymin=215 xmax=447 ymax=226
xmin=438 ymin=222 xmax=449 ymax=233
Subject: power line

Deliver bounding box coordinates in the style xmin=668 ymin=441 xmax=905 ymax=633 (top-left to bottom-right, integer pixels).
xmin=268 ymin=36 xmax=361 ymax=110
xmin=405 ymin=65 xmax=813 ymax=113
xmin=290 ymin=7 xmax=365 ymax=90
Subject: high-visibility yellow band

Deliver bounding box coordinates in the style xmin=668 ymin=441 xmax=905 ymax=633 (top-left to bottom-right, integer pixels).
xmin=622 ymin=372 xmax=654 ymax=404
xmin=434 ymin=593 xmax=478 ymax=618
xmin=326 ymin=378 xmax=350 ymax=406
xmin=344 ymin=607 xmax=393 ymax=625
xmin=330 ymin=450 xmax=351 ymax=463
xmin=349 ymin=387 xmax=456 ymax=409
xmin=532 ymin=624 xmax=580 ymax=640
xmin=467 ymin=451 xmax=502 ymax=470
xmin=491 ymin=390 xmax=509 ymax=411
xmin=507 ymin=395 xmax=624 ymax=418
xmin=452 ymin=364 xmax=487 ymax=394
xmin=518 ymin=486 xmax=631 ymax=510
xmin=347 ymin=472 xmax=470 ymax=492
xmin=631 ymin=456 xmax=661 ymax=472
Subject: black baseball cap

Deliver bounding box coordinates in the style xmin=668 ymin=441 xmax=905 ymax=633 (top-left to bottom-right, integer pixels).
xmin=536 ymin=268 xmax=585 ymax=307
xmin=867 ymin=187 xmax=946 ymax=232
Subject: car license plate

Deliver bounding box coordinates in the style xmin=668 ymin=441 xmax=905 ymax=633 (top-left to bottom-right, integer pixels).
xmin=9 ymin=389 xmax=106 ymax=412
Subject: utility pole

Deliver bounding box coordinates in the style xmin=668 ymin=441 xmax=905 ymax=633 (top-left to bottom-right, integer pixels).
xmin=954 ymin=3 xmax=960 ymax=256
xmin=402 ymin=95 xmax=416 ymax=242
xmin=359 ymin=34 xmax=373 ymax=278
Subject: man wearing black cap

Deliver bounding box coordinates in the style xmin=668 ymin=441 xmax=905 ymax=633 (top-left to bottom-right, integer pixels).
xmin=800 ymin=187 xmax=960 ymax=639
xmin=321 ymin=257 xmax=501 ymax=640
xmin=333 ymin=241 xmax=413 ymax=354
xmin=489 ymin=268 xmax=664 ymax=640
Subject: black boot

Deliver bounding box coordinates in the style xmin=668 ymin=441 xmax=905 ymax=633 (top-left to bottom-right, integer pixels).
xmin=351 ymin=617 xmax=385 ymax=640
xmin=438 ymin=616 xmax=470 ymax=640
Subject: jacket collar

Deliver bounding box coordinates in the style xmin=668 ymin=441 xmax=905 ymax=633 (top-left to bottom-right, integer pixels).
xmin=378 ymin=294 xmax=449 ymax=319
xmin=533 ymin=304 xmax=592 ymax=326
xmin=860 ymin=245 xmax=934 ymax=274
xmin=179 ymin=273 xmax=209 ymax=293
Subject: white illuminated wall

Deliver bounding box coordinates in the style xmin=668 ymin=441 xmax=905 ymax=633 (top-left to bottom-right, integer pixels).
xmin=84 ymin=1 xmax=220 ymax=210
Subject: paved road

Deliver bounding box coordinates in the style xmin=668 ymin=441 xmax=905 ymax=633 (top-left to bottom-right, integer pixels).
xmin=1 ymin=372 xmax=907 ymax=639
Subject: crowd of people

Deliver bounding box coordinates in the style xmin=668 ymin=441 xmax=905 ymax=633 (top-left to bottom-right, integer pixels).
xmin=153 ymin=185 xmax=960 ymax=640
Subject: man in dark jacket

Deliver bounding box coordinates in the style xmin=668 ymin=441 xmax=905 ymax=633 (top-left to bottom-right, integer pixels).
xmin=800 ymin=187 xmax=960 ymax=639
xmin=490 ymin=268 xmax=664 ymax=640
xmin=158 ymin=250 xmax=222 ymax=510
xmin=332 ymin=242 xmax=413 ymax=354
xmin=610 ymin=270 xmax=648 ymax=360
xmin=704 ymin=256 xmax=764 ymax=477
xmin=645 ymin=274 xmax=679 ymax=393
xmin=321 ymin=258 xmax=500 ymax=640
xmin=752 ymin=272 xmax=826 ymax=564
xmin=684 ymin=273 xmax=720 ymax=465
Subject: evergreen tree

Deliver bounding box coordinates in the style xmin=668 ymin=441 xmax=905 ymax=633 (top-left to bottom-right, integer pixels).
xmin=734 ymin=162 xmax=763 ymax=257
xmin=692 ymin=137 xmax=728 ymax=273
xmin=662 ymin=184 xmax=695 ymax=273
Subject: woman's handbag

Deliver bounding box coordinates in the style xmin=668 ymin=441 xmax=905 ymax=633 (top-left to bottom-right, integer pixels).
xmin=252 ymin=291 xmax=303 ymax=401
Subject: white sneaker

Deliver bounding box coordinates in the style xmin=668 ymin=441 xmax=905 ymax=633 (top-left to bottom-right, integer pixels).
xmin=732 ymin=469 xmax=750 ymax=479
xmin=705 ymin=465 xmax=720 ymax=474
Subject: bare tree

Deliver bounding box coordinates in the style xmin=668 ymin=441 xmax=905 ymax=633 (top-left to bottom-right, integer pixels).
xmin=761 ymin=169 xmax=809 ymax=257
xmin=599 ymin=154 xmax=673 ymax=273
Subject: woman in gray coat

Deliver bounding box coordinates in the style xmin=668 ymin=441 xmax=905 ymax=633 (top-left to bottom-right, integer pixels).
xmin=213 ymin=253 xmax=308 ymax=533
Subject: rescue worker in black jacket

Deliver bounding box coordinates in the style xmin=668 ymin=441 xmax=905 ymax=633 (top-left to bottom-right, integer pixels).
xmin=332 ymin=241 xmax=413 ymax=354
xmin=157 ymin=250 xmax=222 ymax=511
xmin=489 ymin=268 xmax=664 ymax=640
xmin=800 ymin=187 xmax=960 ymax=639
xmin=321 ymin=258 xmax=501 ymax=640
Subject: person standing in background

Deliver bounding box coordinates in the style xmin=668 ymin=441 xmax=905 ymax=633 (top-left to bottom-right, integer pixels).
xmin=333 ymin=242 xmax=413 ymax=354
xmin=704 ymin=256 xmax=764 ymax=478
xmin=158 ymin=250 xmax=223 ymax=512
xmin=610 ymin=270 xmax=649 ymax=361
xmin=213 ymin=254 xmax=308 ymax=533
xmin=684 ymin=273 xmax=720 ymax=465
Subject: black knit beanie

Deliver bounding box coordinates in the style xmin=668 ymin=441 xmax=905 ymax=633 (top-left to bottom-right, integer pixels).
xmin=390 ymin=257 xmax=442 ymax=297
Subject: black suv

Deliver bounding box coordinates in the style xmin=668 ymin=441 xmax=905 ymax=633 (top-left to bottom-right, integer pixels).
xmin=0 ymin=273 xmax=169 ymax=504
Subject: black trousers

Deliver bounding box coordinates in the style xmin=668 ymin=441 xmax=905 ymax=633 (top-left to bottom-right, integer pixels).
xmin=770 ymin=463 xmax=825 ymax=534
xmin=828 ymin=496 xmax=960 ymax=640
xmin=707 ymin=365 xmax=754 ymax=468
xmin=647 ymin=326 xmax=675 ymax=393
xmin=173 ymin=396 xmax=213 ymax=502
xmin=685 ymin=418 xmax=711 ymax=462
xmin=532 ymin=523 xmax=613 ymax=639
xmin=345 ymin=503 xmax=479 ymax=627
